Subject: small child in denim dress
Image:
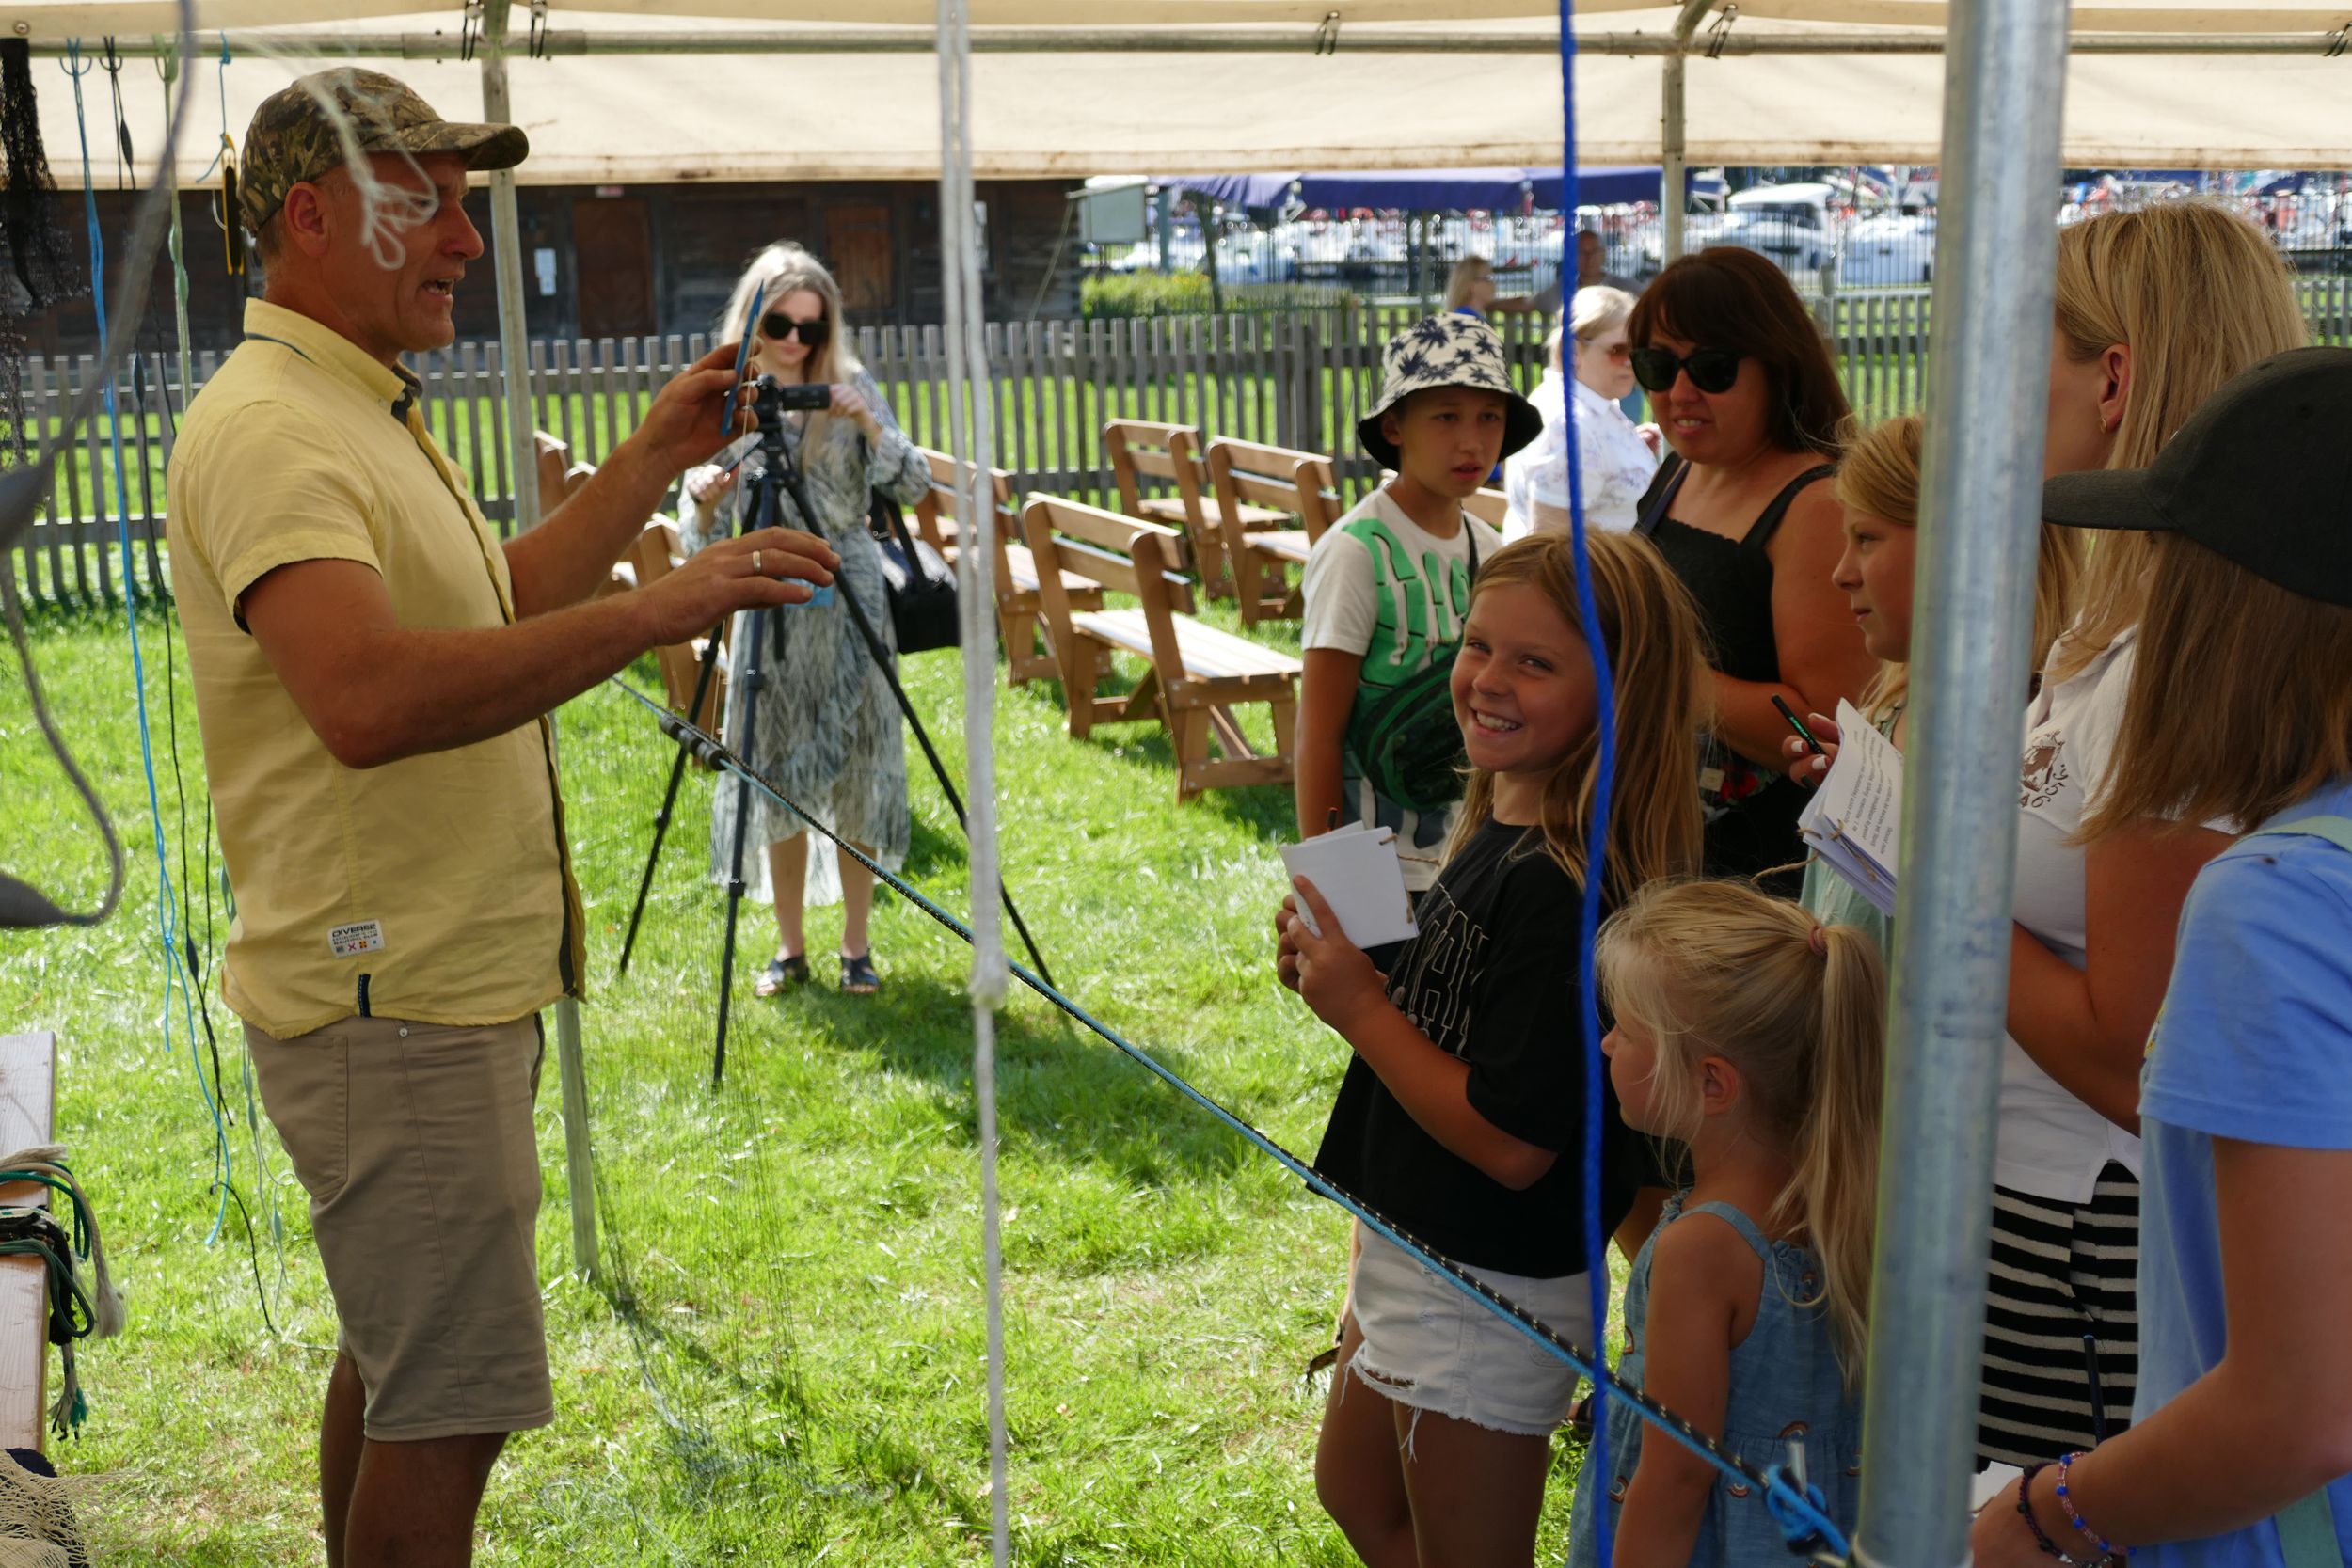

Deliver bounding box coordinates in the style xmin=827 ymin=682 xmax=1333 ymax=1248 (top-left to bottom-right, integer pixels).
xmin=1569 ymin=879 xmax=1886 ymax=1566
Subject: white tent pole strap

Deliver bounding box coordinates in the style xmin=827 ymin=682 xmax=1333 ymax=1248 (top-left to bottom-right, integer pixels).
xmin=938 ymin=0 xmax=1011 ymax=1561
xmin=1849 ymin=0 xmax=2070 ymax=1558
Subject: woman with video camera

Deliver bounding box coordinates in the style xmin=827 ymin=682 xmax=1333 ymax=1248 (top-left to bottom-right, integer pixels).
xmin=681 ymin=242 xmax=930 ymax=997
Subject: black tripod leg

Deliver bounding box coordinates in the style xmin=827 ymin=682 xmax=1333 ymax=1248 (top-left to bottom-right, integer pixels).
xmin=616 ymin=614 xmax=730 ymax=979
xmin=827 ymin=572 xmax=1059 ymax=992
xmin=713 ymin=607 xmax=767 ymax=1091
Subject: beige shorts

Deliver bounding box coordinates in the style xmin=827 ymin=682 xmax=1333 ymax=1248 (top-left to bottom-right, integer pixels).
xmin=246 ymin=1013 xmax=554 ymax=1442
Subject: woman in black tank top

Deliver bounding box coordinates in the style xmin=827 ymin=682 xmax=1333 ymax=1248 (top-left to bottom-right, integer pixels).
xmin=1626 ymin=250 xmax=1881 ymax=889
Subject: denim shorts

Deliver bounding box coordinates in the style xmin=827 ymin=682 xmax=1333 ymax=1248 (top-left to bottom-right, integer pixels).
xmin=1345 ymin=1222 xmax=1594 ymax=1437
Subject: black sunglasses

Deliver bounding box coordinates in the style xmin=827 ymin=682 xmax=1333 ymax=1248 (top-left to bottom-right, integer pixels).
xmin=759 ymin=311 xmax=830 ymax=349
xmin=1630 ymin=345 xmax=1741 ymax=395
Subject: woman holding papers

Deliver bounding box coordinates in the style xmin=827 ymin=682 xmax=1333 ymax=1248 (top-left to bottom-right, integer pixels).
xmin=1786 ymin=204 xmax=2309 ymax=1471
xmin=1626 ymin=248 xmax=1879 ymax=891
xmin=1279 ymin=533 xmax=1708 ymax=1568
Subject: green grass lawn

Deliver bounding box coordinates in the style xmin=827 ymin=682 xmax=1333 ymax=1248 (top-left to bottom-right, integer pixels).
xmin=0 ymin=602 xmax=1607 ymax=1565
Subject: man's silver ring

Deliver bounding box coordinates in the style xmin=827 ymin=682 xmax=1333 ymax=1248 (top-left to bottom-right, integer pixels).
xmin=752 ymin=550 xmax=762 ymax=576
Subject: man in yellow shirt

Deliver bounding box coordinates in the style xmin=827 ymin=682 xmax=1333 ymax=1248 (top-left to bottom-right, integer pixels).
xmin=167 ymin=71 xmax=836 ymax=1568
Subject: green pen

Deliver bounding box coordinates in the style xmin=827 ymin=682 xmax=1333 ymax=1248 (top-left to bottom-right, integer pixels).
xmin=1772 ymin=695 xmax=1826 ymax=757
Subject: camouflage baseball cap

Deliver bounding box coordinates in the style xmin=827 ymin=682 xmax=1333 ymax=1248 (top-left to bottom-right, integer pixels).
xmin=239 ymin=69 xmax=528 ymax=235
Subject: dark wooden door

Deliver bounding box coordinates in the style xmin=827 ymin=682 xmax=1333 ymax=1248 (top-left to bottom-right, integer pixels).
xmin=825 ymin=203 xmax=896 ymax=316
xmin=572 ymin=198 xmax=655 ymax=338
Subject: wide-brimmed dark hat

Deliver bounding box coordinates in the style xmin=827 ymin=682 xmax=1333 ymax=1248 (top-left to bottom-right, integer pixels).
xmin=2041 ymin=345 xmax=2352 ymax=607
xmin=240 ymin=69 xmax=529 ymax=234
xmin=1356 ymin=314 xmax=1544 ymax=469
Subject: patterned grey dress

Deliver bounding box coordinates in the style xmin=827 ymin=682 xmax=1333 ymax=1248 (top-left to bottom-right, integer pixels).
xmin=682 ymin=370 xmax=931 ymax=906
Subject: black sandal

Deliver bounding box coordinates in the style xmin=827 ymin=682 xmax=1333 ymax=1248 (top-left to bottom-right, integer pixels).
xmin=755 ymin=954 xmax=809 ymax=997
xmin=839 ymin=951 xmax=882 ymax=995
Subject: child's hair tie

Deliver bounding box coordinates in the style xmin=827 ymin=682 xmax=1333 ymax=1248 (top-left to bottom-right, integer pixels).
xmin=1807 ymin=924 xmax=1830 ymax=958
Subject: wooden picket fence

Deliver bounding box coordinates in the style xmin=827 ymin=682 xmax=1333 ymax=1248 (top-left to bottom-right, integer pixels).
xmin=12 ymin=277 xmax=2352 ymax=610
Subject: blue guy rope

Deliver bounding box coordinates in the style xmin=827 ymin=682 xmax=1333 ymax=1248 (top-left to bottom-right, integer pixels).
xmin=64 ymin=40 xmax=234 ymax=1242
xmin=606 ymin=680 xmax=1852 ymax=1564
xmin=1551 ymin=9 xmax=1619 ymax=1564
xmin=1551 ymin=16 xmax=1845 ymax=1561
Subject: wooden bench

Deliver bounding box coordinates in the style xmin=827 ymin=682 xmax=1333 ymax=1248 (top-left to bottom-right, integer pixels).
xmin=1022 ymin=496 xmax=1301 ymax=800
xmin=1104 ymin=420 xmax=1288 ymax=601
xmin=1203 ymin=438 xmax=1341 ymax=627
xmin=1462 ymin=485 xmax=1512 ymax=531
xmin=911 ymin=447 xmax=1106 ymax=687
xmin=0 ymin=1033 xmax=56 ymax=1453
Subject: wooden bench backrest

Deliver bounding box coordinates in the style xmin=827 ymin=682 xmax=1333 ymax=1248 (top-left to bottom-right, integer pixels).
xmin=1205 ymin=438 xmax=1339 ymax=538
xmin=1022 ymin=495 xmax=1200 ymax=693
xmin=1103 ymin=420 xmax=1207 ymax=521
xmin=1461 ymin=486 xmax=1511 ymax=531
xmin=913 ymin=446 xmax=1019 ymax=562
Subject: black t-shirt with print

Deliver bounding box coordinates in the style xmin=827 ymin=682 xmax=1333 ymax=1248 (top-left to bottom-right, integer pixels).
xmin=1312 ymin=816 xmax=1637 ymax=1279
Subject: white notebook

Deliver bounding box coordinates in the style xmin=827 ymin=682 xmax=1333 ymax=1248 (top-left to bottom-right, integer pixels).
xmin=1795 ymin=698 xmax=1903 ymax=918
xmin=1279 ymin=823 xmax=1421 ymax=949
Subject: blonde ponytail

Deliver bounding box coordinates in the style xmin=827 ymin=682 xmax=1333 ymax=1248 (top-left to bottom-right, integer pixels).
xmin=1794 ymin=921 xmax=1886 ymax=1382
xmin=1597 ymin=880 xmax=1887 ymax=1383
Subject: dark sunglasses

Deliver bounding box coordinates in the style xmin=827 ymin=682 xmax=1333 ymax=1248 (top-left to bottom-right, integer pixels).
xmin=759 ymin=311 xmax=830 ymax=349
xmin=1630 ymin=345 xmax=1741 ymax=395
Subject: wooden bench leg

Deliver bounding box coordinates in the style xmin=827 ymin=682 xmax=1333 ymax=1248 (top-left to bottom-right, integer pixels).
xmin=1004 ymin=603 xmax=1045 ymax=685
xmin=1266 ymin=693 xmax=1298 ymax=781
xmin=1169 ymin=706 xmax=1210 ymax=800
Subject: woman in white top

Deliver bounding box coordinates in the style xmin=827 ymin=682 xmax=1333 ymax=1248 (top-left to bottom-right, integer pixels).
xmin=1976 ymin=202 xmax=2311 ymax=1469
xmin=1502 ymin=286 xmax=1659 ymax=538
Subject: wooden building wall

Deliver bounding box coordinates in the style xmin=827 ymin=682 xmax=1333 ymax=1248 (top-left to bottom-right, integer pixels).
xmin=33 ymin=177 xmax=1082 ymax=356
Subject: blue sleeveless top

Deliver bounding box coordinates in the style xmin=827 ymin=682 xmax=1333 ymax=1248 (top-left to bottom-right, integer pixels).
xmin=1566 ymin=1194 xmax=1863 ymax=1567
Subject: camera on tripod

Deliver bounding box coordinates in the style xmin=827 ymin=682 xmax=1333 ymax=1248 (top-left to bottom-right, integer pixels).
xmin=754 ymin=375 xmax=831 ymax=421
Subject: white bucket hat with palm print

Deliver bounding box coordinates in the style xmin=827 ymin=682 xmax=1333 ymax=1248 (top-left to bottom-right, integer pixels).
xmin=1356 ymin=314 xmax=1544 ymax=469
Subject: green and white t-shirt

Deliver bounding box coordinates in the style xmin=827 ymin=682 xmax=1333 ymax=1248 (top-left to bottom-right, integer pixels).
xmin=1299 ymin=486 xmax=1502 ymax=892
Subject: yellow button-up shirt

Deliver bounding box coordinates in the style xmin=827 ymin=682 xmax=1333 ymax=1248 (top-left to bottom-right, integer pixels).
xmin=167 ymin=298 xmax=586 ymax=1040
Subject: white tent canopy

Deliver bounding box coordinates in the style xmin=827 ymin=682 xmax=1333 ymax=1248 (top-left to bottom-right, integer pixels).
xmin=23 ymin=4 xmax=2352 ymax=181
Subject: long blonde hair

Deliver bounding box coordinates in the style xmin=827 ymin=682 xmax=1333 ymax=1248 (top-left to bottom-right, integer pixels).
xmin=715 ymin=241 xmax=866 ymax=451
xmin=1443 ymin=256 xmax=1494 ymax=313
xmin=1443 ymin=532 xmax=1709 ymax=897
xmin=2085 ymin=533 xmax=2352 ymax=841
xmin=2046 ymin=203 xmax=2308 ymax=683
xmin=1835 ymin=414 xmax=2082 ymax=720
xmin=1597 ymin=879 xmax=1886 ymax=1383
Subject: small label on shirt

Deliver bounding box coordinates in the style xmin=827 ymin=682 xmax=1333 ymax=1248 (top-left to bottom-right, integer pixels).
xmin=328 ymin=920 xmax=386 ymax=958
xmin=1698 ymin=766 xmax=1725 ymax=795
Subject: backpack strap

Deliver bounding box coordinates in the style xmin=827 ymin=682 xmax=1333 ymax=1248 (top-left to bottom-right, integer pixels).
xmin=2274 ymin=1486 xmax=2341 ymax=1568
xmin=2247 ymin=816 xmax=2352 ymax=855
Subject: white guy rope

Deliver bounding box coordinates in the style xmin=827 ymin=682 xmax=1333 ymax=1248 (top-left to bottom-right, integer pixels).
xmin=935 ymin=2 xmax=1011 ymax=1563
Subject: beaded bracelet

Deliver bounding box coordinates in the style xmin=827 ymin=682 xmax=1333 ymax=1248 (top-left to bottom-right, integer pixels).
xmin=2057 ymin=1450 xmax=2131 ymax=1560
xmin=2015 ymin=1463 xmax=2105 ymax=1565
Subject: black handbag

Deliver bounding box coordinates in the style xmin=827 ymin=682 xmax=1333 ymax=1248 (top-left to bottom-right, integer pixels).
xmin=868 ymin=491 xmax=961 ymax=654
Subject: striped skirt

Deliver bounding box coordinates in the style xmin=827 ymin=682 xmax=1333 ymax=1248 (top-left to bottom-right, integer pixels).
xmin=1977 ymin=1162 xmax=2139 ymax=1469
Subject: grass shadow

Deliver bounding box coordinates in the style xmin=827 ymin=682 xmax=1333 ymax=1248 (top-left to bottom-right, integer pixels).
xmin=770 ymin=971 xmax=1253 ymax=1189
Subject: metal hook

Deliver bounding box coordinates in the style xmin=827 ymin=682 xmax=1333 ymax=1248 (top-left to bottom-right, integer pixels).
xmin=1705 ymin=3 xmax=1740 ymax=59
xmin=2326 ymin=17 xmax=2351 ymax=56
xmin=1314 ymin=10 xmax=1343 ymax=55
xmin=529 ymin=0 xmax=552 ymax=60
xmin=459 ymin=0 xmax=485 ymax=63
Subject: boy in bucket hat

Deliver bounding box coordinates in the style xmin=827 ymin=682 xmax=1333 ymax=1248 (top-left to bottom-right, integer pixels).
xmin=167 ymin=70 xmax=837 ymax=1567
xmin=1295 ymin=314 xmax=1542 ymax=889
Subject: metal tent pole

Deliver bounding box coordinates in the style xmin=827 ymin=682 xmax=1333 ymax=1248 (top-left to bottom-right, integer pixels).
xmin=1660 ymin=0 xmax=1716 ymax=264
xmin=480 ymin=0 xmax=598 ymax=1285
xmin=1850 ymin=0 xmax=2071 ymax=1557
